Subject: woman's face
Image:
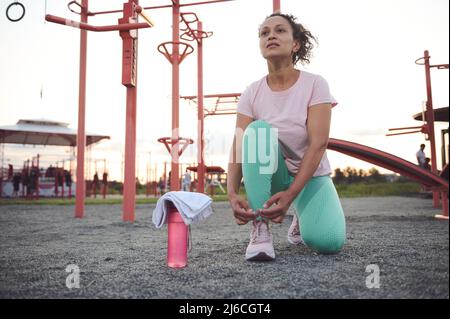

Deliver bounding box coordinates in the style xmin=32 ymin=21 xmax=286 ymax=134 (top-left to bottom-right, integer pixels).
xmin=259 ymin=16 xmax=299 ymax=63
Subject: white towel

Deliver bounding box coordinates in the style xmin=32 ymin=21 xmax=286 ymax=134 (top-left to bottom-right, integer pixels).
xmin=152 ymin=191 xmax=213 ymax=228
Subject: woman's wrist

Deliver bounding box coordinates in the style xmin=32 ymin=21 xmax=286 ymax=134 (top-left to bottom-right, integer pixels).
xmin=285 ymin=187 xmax=300 ymax=202
xmin=227 ymin=190 xmax=239 ymax=200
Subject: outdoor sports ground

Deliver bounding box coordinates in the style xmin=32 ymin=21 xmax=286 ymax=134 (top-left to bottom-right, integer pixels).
xmin=0 ymin=196 xmax=448 ymax=299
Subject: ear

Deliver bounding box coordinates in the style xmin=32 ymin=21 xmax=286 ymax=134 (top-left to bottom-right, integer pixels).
xmin=293 ymin=40 xmax=301 ymax=54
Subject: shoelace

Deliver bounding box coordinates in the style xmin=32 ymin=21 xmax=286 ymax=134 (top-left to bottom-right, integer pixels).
xmin=290 ymin=222 xmax=300 ymax=236
xmin=251 ymin=221 xmax=271 ymax=244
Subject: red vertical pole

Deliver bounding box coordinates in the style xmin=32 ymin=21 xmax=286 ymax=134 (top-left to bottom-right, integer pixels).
xmin=171 ymin=1 xmax=181 ymax=191
xmin=164 ymin=161 xmax=167 ymax=192
xmin=62 ymin=169 xmax=65 ymax=199
xmin=273 ymin=0 xmax=281 ymax=12
xmin=197 ymin=21 xmax=205 ymax=194
xmin=154 ymin=162 xmax=158 ymax=196
xmin=123 ymin=86 xmax=137 ymax=219
xmin=121 ymin=0 xmax=139 ymax=221
xmin=423 ymin=50 xmax=440 ymax=208
xmin=69 ymin=158 xmax=72 ymax=198
xmin=75 ymin=0 xmax=88 ymax=218
xmin=36 ymin=154 xmax=40 ymax=199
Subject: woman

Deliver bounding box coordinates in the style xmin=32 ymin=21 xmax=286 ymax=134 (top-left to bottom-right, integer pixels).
xmin=227 ymin=13 xmax=346 ymax=261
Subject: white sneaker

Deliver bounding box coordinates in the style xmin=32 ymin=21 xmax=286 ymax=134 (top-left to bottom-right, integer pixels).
xmin=287 ymin=214 xmax=304 ymax=245
xmin=245 ymin=220 xmax=275 ymax=261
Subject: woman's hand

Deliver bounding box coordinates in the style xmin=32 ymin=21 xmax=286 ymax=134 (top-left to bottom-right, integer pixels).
xmin=229 ymin=194 xmax=257 ymax=225
xmin=259 ymin=191 xmax=296 ymax=223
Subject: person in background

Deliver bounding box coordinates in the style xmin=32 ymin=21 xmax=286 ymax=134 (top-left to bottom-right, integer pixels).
xmin=182 ymin=170 xmax=192 ymax=192
xmin=416 ymin=144 xmax=426 ymax=168
xmin=423 ymin=157 xmax=432 ymax=171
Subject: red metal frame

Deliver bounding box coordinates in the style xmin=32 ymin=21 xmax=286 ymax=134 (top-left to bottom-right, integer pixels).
xmin=86 ymin=0 xmax=235 ymax=16
xmin=46 ymin=0 xmax=154 ymax=221
xmin=158 ymin=137 xmax=194 ymax=157
xmin=419 ymin=51 xmax=447 ymax=209
xmin=181 ymin=93 xmax=241 ymax=117
xmin=389 ymin=50 xmax=449 ymax=212
xmin=181 ymin=92 xmax=240 ymax=192
xmin=45 ymin=14 xmax=150 ymax=32
xmin=45 ymin=0 xmax=251 ymax=220
xmin=177 ymin=12 xmax=213 ymax=193
xmin=157 ymin=42 xmax=194 ymax=64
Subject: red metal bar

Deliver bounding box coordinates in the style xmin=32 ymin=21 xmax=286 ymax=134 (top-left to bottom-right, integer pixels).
xmin=389 ymin=126 xmax=423 ymax=131
xmin=61 ymin=168 xmax=65 ymax=199
xmin=181 ymin=93 xmax=241 ymax=100
xmin=45 ymin=14 xmax=150 ymax=32
xmin=197 ymin=21 xmax=205 ymax=193
xmin=205 ymin=110 xmax=237 ymax=117
xmin=89 ymin=1 xmax=235 ymax=16
xmin=75 ymin=0 xmax=88 ymax=218
xmin=434 ymin=192 xmax=448 ymax=220
xmin=386 ymin=130 xmax=422 ymax=137
xmin=121 ymin=1 xmax=139 ymax=221
xmin=273 ymin=0 xmax=281 ymax=12
xmin=69 ymin=158 xmax=72 ymax=198
xmin=423 ymin=50 xmax=440 ymax=208
xmin=430 ymin=64 xmax=449 ymax=69
xmin=89 ymin=4 xmax=172 ymax=16
xmin=180 ymin=0 xmax=235 ymax=7
xmin=171 ymin=2 xmax=181 ymax=191
xmin=36 ymin=154 xmax=40 ymax=199
xmin=435 ymin=192 xmax=448 ymax=219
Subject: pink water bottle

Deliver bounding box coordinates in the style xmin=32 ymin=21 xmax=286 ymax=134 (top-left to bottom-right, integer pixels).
xmin=167 ymin=203 xmax=189 ymax=268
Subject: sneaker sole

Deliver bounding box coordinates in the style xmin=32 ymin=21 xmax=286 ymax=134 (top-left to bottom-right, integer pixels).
xmin=287 ymin=237 xmax=302 ymax=245
xmin=246 ymin=252 xmax=275 ymax=261
xmin=287 ymin=236 xmax=304 ymax=245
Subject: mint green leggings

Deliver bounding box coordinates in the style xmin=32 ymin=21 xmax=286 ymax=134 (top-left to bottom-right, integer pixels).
xmin=242 ymin=120 xmax=346 ymax=254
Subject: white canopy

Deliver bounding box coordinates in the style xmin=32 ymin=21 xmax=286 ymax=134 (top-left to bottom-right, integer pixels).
xmin=0 ymin=119 xmax=109 ymax=146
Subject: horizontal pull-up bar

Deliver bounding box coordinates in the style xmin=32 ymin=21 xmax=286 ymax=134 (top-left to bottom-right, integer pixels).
xmin=431 ymin=64 xmax=449 ymax=69
xmin=388 ymin=125 xmax=424 ymax=131
xmin=45 ymin=14 xmax=152 ymax=32
xmin=386 ymin=130 xmax=422 ymax=137
xmin=181 ymin=93 xmax=241 ymax=100
xmin=88 ymin=0 xmax=235 ymax=17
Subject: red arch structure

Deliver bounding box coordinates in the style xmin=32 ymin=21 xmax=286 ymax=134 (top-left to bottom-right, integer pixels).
xmin=328 ymin=138 xmax=448 ymax=189
xmin=328 ymin=138 xmax=448 ymax=219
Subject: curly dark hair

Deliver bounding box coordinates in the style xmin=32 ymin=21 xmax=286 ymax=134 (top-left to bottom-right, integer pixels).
xmin=261 ymin=13 xmax=318 ymax=65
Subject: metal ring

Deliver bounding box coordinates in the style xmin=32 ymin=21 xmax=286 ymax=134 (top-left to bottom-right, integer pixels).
xmin=6 ymin=2 xmax=25 ymax=22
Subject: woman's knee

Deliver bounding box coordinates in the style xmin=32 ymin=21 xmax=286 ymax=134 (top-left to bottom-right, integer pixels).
xmin=302 ymin=228 xmax=346 ymax=254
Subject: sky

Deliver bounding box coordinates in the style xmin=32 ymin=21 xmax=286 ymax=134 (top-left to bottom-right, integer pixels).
xmin=0 ymin=0 xmax=449 ymax=182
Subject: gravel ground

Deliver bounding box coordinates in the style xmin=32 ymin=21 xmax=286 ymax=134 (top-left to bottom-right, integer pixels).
xmin=0 ymin=196 xmax=448 ymax=299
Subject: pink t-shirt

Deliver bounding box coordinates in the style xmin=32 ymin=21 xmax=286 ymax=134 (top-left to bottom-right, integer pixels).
xmin=237 ymin=70 xmax=337 ymax=176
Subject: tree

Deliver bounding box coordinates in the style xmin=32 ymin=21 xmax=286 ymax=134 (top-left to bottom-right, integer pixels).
xmin=333 ymin=168 xmax=345 ymax=184
xmin=367 ymin=167 xmax=385 ymax=183
xmin=344 ymin=167 xmax=359 ymax=183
